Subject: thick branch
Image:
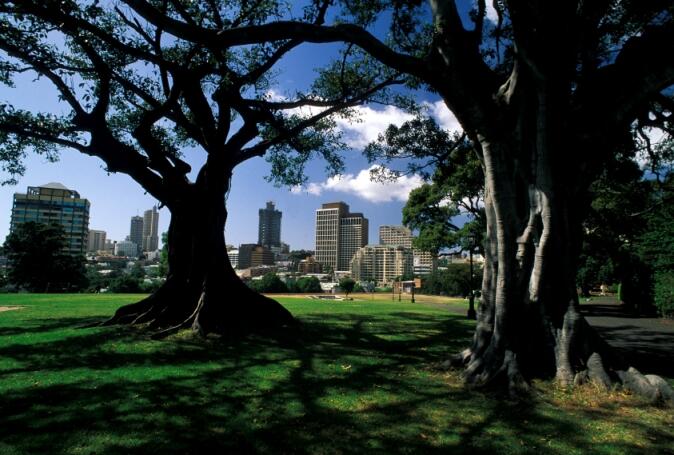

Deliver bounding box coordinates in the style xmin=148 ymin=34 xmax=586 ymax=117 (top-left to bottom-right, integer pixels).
xmin=123 ymin=0 xmax=428 ymax=80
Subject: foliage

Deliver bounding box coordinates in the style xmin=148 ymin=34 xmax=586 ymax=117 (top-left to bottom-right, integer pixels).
xmin=338 ymin=277 xmax=356 ymax=297
xmin=157 ymin=232 xmax=168 ymax=278
xmin=248 ymin=272 xmax=288 ymax=294
xmin=108 ymin=274 xmax=144 ymax=294
xmin=292 ymin=276 xmax=322 ymax=293
xmin=421 ymin=264 xmax=481 ymax=298
xmin=2 ymin=222 xmax=87 ymax=292
xmin=636 ymin=176 xmax=674 ymax=316
xmin=653 ymin=271 xmax=674 ymax=318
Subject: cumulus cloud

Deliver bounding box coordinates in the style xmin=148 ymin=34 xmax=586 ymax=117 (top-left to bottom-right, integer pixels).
xmin=265 ymin=88 xmax=463 ymax=150
xmin=292 ymin=165 xmax=424 ymax=203
xmin=335 ymin=105 xmax=415 ymax=148
xmin=424 ymin=100 xmax=462 ymax=132
xmin=335 ymin=101 xmax=462 ymax=149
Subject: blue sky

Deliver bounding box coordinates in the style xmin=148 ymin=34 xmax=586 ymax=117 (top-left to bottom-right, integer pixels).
xmin=0 ymin=14 xmax=464 ymax=252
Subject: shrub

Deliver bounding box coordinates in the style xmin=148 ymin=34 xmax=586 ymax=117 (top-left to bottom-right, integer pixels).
xmin=248 ymin=273 xmax=288 ymax=293
xmin=653 ymin=271 xmax=674 ymax=318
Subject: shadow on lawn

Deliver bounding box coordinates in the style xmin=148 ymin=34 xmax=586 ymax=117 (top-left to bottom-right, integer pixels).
xmin=0 ymin=311 xmax=671 ymax=455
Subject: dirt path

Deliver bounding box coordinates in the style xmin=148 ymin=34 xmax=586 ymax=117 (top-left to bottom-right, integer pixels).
xmin=0 ymin=306 xmax=24 ymax=312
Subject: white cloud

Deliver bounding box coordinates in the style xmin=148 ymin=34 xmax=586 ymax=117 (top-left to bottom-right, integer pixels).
xmin=266 ymin=87 xmax=463 ymax=149
xmin=335 ymin=101 xmax=462 ymax=149
xmin=424 ymin=100 xmax=462 ymax=132
xmin=335 ymin=105 xmax=415 ymax=148
xmin=293 ymin=165 xmax=424 ymax=203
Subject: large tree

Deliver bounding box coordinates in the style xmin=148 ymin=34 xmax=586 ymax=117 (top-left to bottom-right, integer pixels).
xmin=0 ymin=1 xmax=399 ymax=336
xmin=123 ymin=1 xmax=674 ymax=399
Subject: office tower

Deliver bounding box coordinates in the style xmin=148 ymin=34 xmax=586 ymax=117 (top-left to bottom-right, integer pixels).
xmin=258 ymin=201 xmax=282 ymax=248
xmin=379 ymin=225 xmax=437 ymax=275
xmin=142 ymin=206 xmax=159 ymax=252
xmin=87 ymin=229 xmax=107 ymax=253
xmin=379 ymin=225 xmax=413 ymax=248
xmin=10 ymin=182 xmax=90 ymax=256
xmin=350 ymin=244 xmax=413 ymax=285
xmin=129 ymin=215 xmax=144 ymax=254
xmin=314 ymin=202 xmax=368 ymax=272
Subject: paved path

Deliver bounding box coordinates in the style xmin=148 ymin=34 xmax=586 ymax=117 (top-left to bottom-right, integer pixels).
xmin=427 ymin=298 xmax=674 ymax=378
xmin=581 ymin=301 xmax=674 ymax=378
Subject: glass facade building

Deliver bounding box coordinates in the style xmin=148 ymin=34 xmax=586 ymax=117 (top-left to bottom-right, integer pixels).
xmin=10 ymin=183 xmax=90 ymax=256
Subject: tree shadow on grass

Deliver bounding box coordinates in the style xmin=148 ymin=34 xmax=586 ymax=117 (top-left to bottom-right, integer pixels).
xmin=0 ymin=310 xmax=672 ymax=454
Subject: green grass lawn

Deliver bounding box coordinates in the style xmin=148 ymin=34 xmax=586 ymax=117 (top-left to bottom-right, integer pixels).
xmin=0 ymin=294 xmax=672 ymax=454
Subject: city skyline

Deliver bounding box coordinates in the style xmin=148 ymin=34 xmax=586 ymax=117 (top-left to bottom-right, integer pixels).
xmin=0 ymin=35 xmax=462 ymax=253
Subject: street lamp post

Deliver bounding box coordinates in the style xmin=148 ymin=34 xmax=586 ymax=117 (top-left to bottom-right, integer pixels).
xmin=467 ymin=234 xmax=477 ymax=320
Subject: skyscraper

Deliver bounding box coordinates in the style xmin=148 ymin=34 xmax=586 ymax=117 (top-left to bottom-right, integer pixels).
xmin=258 ymin=201 xmax=282 ymax=248
xmin=129 ymin=215 xmax=144 ymax=255
xmin=10 ymin=182 xmax=90 ymax=256
xmin=315 ymin=202 xmax=368 ymax=272
xmin=142 ymin=206 xmax=159 ymax=252
xmin=87 ymin=229 xmax=107 ymax=253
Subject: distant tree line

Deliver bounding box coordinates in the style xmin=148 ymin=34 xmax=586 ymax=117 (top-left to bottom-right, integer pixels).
xmin=1 ymin=222 xmax=165 ymax=294
xmin=248 ymin=273 xmax=323 ymax=294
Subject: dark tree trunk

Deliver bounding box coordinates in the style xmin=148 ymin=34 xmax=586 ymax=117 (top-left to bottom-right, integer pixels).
xmin=446 ymin=76 xmax=673 ymax=404
xmin=105 ymin=172 xmax=295 ymax=337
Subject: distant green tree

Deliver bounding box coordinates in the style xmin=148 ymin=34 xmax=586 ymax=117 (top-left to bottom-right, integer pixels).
xmin=3 ymin=222 xmax=87 ymax=292
xmin=637 ymin=176 xmax=674 ymax=317
xmin=248 ymin=273 xmax=288 ymax=294
xmin=422 ymin=264 xmax=478 ymax=298
xmin=157 ymin=232 xmax=168 ymax=277
xmin=339 ymin=277 xmax=356 ymax=298
xmin=295 ymin=276 xmax=322 ymax=293
xmin=108 ymin=274 xmax=143 ymax=293
xmin=129 ymin=262 xmax=146 ymax=281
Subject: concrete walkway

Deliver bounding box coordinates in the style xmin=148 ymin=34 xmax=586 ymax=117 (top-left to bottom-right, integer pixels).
xmin=581 ymin=301 xmax=674 ymax=378
xmin=427 ymin=297 xmax=674 ymax=378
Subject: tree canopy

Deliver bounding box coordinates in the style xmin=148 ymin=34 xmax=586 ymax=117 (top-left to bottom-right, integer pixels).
xmin=2 ymin=222 xmax=87 ymax=292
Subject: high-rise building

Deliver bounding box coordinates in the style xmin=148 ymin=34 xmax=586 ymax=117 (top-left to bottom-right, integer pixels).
xmin=87 ymin=229 xmax=107 ymax=253
xmin=10 ymin=183 xmax=90 ymax=256
xmin=142 ymin=206 xmax=159 ymax=252
xmin=129 ymin=215 xmax=144 ymax=254
xmin=258 ymin=201 xmax=282 ymax=248
xmin=379 ymin=225 xmax=437 ymax=275
xmin=350 ymin=244 xmax=413 ymax=285
xmin=315 ymin=202 xmax=368 ymax=272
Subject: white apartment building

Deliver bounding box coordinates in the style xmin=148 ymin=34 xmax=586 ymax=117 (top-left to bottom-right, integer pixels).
xmin=379 ymin=225 xmax=437 ymax=275
xmin=114 ymin=240 xmax=139 ymax=257
xmin=350 ymin=244 xmax=413 ymax=285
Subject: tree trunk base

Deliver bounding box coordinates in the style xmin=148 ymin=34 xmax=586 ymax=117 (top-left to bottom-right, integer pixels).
xmin=447 ymin=315 xmax=674 ymax=406
xmin=102 ymin=277 xmax=296 ymax=338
